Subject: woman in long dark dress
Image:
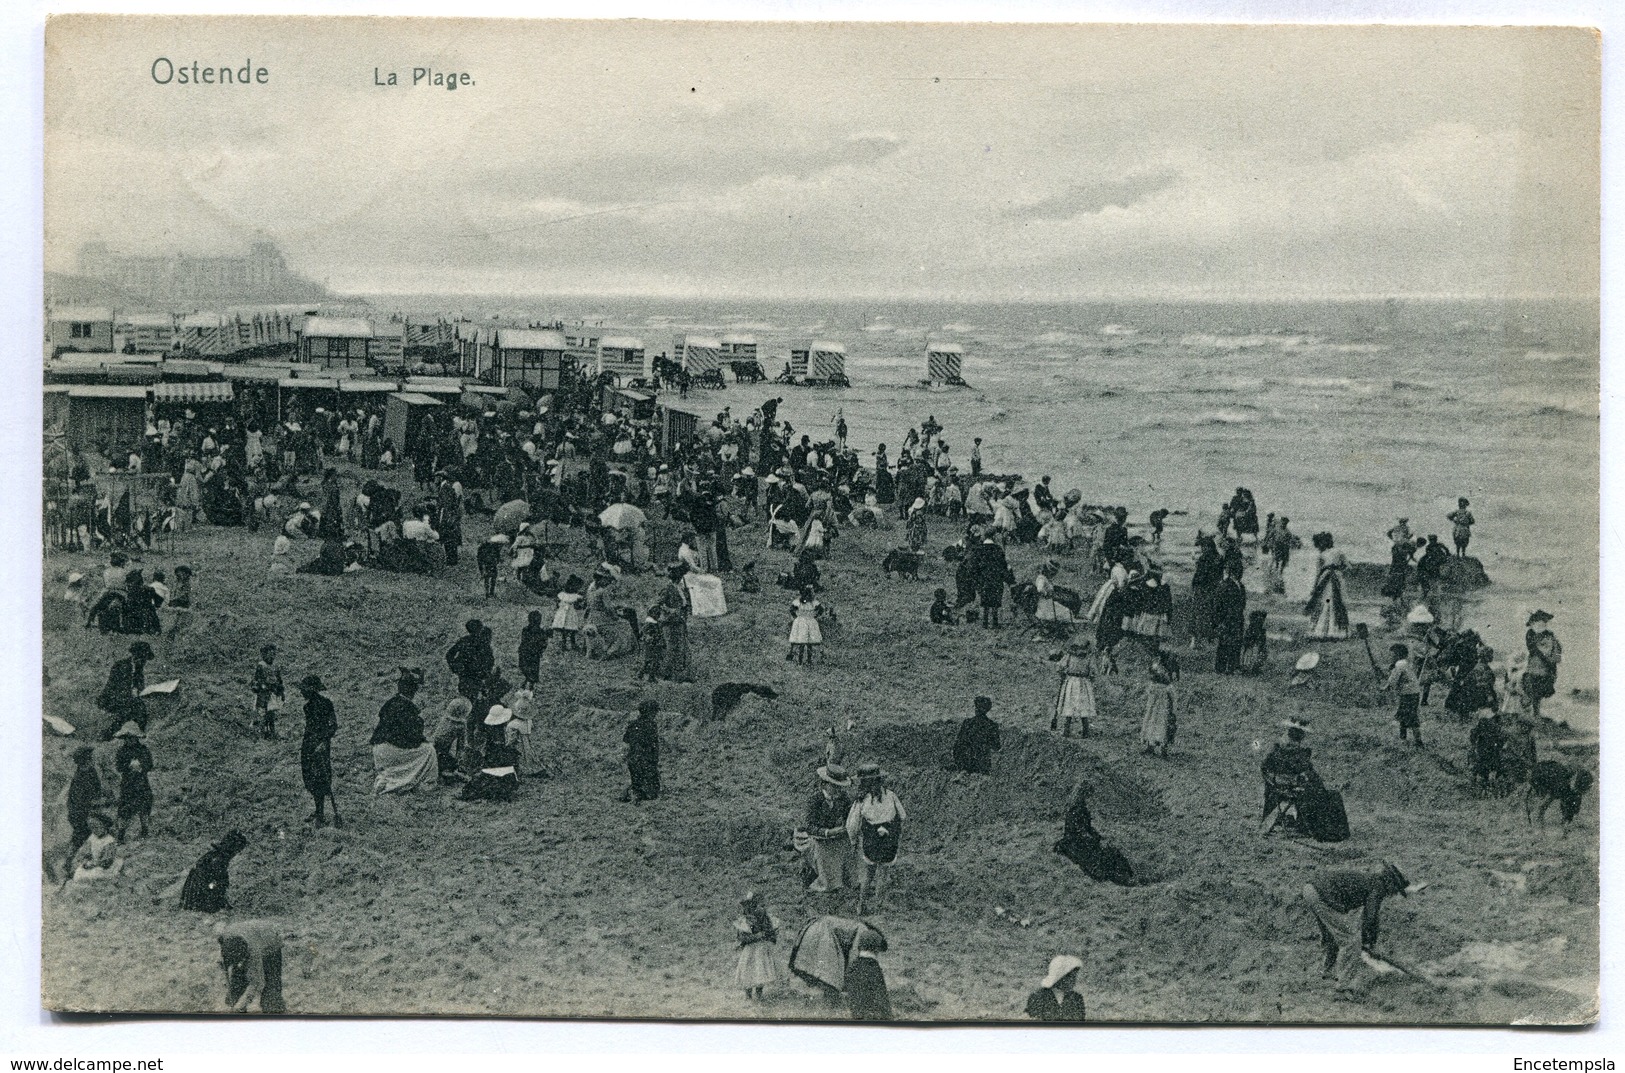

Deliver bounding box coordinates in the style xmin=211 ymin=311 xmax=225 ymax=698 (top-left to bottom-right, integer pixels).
xmin=1189 ymin=535 xmax=1222 ymax=646
xmin=1213 ymin=566 xmax=1248 ymax=674
xmin=113 ymin=723 xmax=154 ymax=840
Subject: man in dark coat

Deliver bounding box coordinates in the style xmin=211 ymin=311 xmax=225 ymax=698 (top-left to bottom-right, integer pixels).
xmin=950 ymin=696 xmax=1002 ymax=775
xmin=1213 ymin=566 xmax=1248 ymax=674
xmin=97 ymin=642 xmax=152 ymax=738
xmin=967 ymin=537 xmax=1012 ymax=629
xmin=622 ymin=699 xmax=662 ymax=802
xmin=298 ymin=675 xmax=339 ymax=827
xmin=445 ymin=619 xmax=495 ymax=699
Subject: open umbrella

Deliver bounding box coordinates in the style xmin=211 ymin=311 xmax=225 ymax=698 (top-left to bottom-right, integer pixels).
xmin=599 ymin=502 xmax=646 ymax=530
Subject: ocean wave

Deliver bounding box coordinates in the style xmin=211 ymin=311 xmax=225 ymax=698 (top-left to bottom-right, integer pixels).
xmin=1139 ymin=407 xmax=1265 ymax=429
xmin=1180 ymin=332 xmax=1312 ymax=351
xmin=939 ymin=322 xmax=977 ymax=333
xmin=1522 ymin=349 xmax=1593 ymax=364
xmin=1035 ymin=330 xmax=1088 ymax=346
xmin=1099 ymin=323 xmax=1139 ymax=336
xmin=1530 ymin=402 xmax=1600 ymax=419
xmin=1269 ymin=376 xmax=1382 ymax=396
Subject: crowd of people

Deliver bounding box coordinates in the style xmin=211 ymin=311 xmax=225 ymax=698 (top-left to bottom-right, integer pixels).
xmin=45 ymin=356 xmax=1588 ymax=1020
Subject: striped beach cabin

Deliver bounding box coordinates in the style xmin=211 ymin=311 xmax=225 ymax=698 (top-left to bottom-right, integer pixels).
xmin=673 ymin=334 xmax=724 ymax=376
xmin=597 ymin=335 xmax=649 ymax=382
xmin=790 ymin=340 xmax=848 ymax=385
xmin=925 ymin=341 xmax=966 ymax=385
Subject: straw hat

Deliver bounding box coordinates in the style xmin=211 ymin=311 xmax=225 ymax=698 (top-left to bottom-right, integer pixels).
xmin=114 ymin=721 xmax=144 ymax=739
xmin=487 ymin=533 xmax=509 ymax=545
xmin=816 ymin=763 xmax=852 ymax=787
xmin=1280 ymin=717 xmax=1310 ymax=732
xmin=484 ymin=705 xmax=512 ymax=726
xmin=1293 ymin=652 xmax=1321 ymax=673
xmin=1040 ymin=954 xmax=1085 ymax=989
xmin=1406 ymin=604 xmax=1435 ymax=625
xmin=855 ymin=761 xmax=887 ymax=782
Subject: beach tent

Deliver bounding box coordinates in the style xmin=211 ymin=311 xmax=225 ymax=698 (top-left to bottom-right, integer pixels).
xmin=299 ymin=315 xmax=377 ymax=369
xmin=61 ymin=384 xmax=147 ymax=451
xmin=598 ymin=335 xmax=649 ymax=381
xmin=720 ymin=333 xmax=759 ymax=361
xmin=673 ymin=335 xmax=723 ymax=375
xmin=48 ymin=307 xmax=115 ymax=355
xmin=926 ymin=341 xmax=964 ymax=383
xmin=790 ymin=341 xmax=847 ymax=383
xmin=492 ymin=328 xmax=570 ymax=391
xmin=385 ymin=392 xmax=443 ymax=454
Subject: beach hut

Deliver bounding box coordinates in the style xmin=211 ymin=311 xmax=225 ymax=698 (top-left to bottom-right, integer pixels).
xmin=658 ymin=404 xmax=700 ymax=457
xmin=925 ymin=341 xmax=967 ymax=386
xmin=673 ymin=335 xmax=724 ymax=384
xmin=492 ymin=328 xmax=570 ymax=390
xmin=597 ymin=335 xmax=649 ymax=382
xmin=116 ymin=313 xmax=178 ymax=355
xmin=720 ymin=333 xmax=759 ymax=361
xmin=605 ymin=387 xmax=657 ymax=422
xmin=47 ymin=307 xmax=115 ymax=355
xmin=565 ymin=326 xmax=602 ymax=365
xmin=385 ymin=392 xmax=443 ymax=455
xmin=789 ymin=340 xmax=849 ymax=386
xmin=298 ymin=316 xmax=377 ymax=369
xmin=177 ymin=313 xmax=236 ymax=359
xmin=61 ymin=384 xmax=147 ymax=451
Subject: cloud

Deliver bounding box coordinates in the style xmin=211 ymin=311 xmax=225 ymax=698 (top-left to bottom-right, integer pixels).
xmin=479 ymin=133 xmax=902 ymax=206
xmin=1006 ymin=171 xmax=1180 ymax=221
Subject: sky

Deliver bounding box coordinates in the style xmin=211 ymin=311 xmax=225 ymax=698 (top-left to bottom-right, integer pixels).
xmin=44 ymin=17 xmax=1601 ymax=301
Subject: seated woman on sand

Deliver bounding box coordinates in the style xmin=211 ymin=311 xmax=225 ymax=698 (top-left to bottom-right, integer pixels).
xmin=370 ymin=670 xmax=438 ymax=794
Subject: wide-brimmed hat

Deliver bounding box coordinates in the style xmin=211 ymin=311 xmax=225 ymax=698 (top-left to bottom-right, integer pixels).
xmin=297 ymin=674 xmax=325 ymax=692
xmin=1407 ymin=604 xmax=1435 ymax=625
xmin=1293 ymin=652 xmax=1321 ymax=673
xmin=297 ymin=502 xmax=312 ymax=512
xmin=487 ymin=533 xmax=509 ymax=545
xmin=66 ymin=571 xmax=85 ymax=585
xmin=1040 ymin=954 xmax=1085 ymax=988
xmin=855 ymin=761 xmax=886 ymax=782
xmin=484 ymin=705 xmax=512 ymax=726
xmin=114 ymin=721 xmax=144 ymax=739
xmin=740 ymin=467 xmax=755 ymax=478
xmin=1527 ymin=610 xmax=1554 ymax=625
xmin=1280 ymin=717 xmax=1310 ymax=732
xmin=816 ymin=763 xmax=852 ymax=786
xmin=127 ymin=641 xmax=154 ymax=661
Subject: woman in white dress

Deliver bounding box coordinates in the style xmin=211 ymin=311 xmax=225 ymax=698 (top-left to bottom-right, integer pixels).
xmin=1304 ymin=532 xmax=1350 ymax=640
xmin=788 ymin=586 xmax=824 ymax=665
xmin=1051 ymin=639 xmax=1098 ymax=738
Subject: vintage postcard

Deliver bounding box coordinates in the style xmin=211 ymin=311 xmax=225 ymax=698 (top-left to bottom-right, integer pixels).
xmin=40 ymin=16 xmax=1599 ymax=1023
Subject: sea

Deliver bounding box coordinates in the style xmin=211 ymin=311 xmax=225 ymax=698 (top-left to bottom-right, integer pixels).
xmin=384 ymin=294 xmax=1601 ymax=725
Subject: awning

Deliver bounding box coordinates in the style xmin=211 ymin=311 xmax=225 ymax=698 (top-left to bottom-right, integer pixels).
xmin=339 ymin=380 xmax=399 ymax=393
xmin=67 ymin=385 xmax=148 ymax=399
xmin=390 ymin=392 xmax=443 ymax=406
xmin=152 ymin=381 xmax=235 ymax=404
xmin=224 ymin=365 xmax=292 ymax=382
xmin=278 ymin=378 xmax=340 ymax=390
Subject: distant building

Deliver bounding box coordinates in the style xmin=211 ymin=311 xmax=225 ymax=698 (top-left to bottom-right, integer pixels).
xmin=76 ymin=240 xmax=328 ymax=304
